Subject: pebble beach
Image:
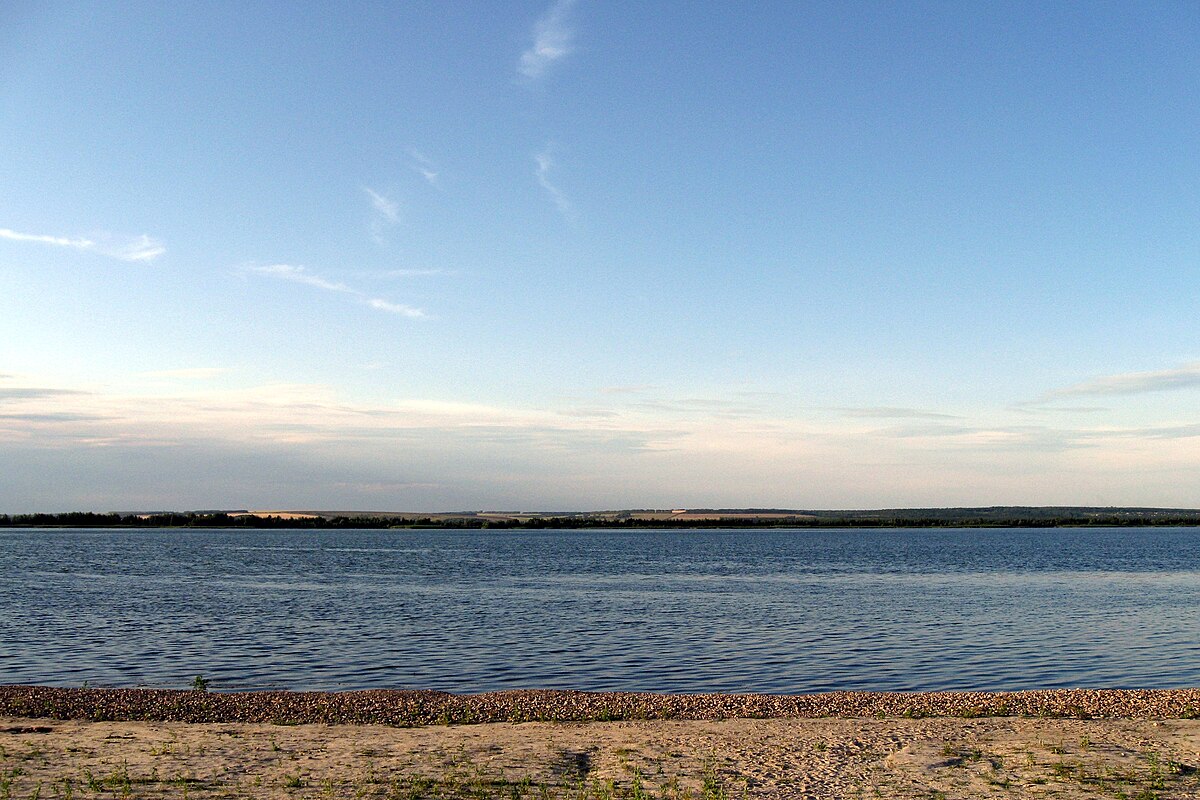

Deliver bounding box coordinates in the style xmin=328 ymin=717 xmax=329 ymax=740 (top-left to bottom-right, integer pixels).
xmin=5 ymin=684 xmax=1200 ymax=725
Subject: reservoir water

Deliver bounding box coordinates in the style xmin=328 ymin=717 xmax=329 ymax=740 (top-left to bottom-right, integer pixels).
xmin=2 ymin=527 xmax=1199 ymax=693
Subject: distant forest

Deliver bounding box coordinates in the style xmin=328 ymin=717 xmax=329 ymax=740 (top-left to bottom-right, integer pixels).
xmin=3 ymin=507 xmax=1200 ymax=529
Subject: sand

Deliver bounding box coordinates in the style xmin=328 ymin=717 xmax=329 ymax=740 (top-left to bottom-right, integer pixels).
xmin=3 ymin=713 xmax=1200 ymax=798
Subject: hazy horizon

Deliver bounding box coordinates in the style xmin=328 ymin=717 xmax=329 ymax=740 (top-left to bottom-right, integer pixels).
xmin=4 ymin=2 xmax=1199 ymax=512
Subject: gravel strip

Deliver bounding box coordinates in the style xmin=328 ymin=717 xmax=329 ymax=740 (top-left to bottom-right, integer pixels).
xmin=3 ymin=685 xmax=1200 ymax=726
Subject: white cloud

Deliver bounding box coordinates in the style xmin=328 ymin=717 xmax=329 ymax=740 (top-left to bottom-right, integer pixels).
xmin=519 ymin=0 xmax=576 ymax=79
xmin=9 ymin=379 xmax=1200 ymax=509
xmin=0 ymin=227 xmax=164 ymax=263
xmin=248 ymin=263 xmax=427 ymax=319
xmin=113 ymin=234 xmax=166 ymax=262
xmin=535 ymin=149 xmax=573 ymax=220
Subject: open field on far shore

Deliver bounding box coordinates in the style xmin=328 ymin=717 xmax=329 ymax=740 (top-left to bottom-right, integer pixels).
xmin=3 ymin=715 xmax=1200 ymax=799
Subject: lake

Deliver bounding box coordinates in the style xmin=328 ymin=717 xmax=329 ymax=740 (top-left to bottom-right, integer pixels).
xmin=2 ymin=527 xmax=1198 ymax=693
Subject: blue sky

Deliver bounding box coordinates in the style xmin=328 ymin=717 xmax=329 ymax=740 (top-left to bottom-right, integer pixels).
xmin=2 ymin=1 xmax=1199 ymax=512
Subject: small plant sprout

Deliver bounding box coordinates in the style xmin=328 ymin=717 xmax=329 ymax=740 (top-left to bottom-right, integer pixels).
xmin=191 ymin=675 xmax=210 ymax=692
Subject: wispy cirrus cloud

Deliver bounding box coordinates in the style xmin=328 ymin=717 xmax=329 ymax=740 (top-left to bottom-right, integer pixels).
xmin=250 ymin=263 xmax=352 ymax=293
xmin=1046 ymin=362 xmax=1200 ymax=399
xmin=364 ymin=188 xmax=399 ymax=223
xmin=408 ymin=150 xmax=440 ymax=188
xmin=363 ymin=187 xmax=400 ymax=245
xmin=535 ymin=149 xmax=573 ymax=220
xmin=0 ymin=227 xmax=165 ymax=262
xmin=111 ymin=234 xmax=166 ymax=262
xmin=518 ymin=0 xmax=576 ymax=79
xmin=248 ymin=264 xmax=426 ymax=318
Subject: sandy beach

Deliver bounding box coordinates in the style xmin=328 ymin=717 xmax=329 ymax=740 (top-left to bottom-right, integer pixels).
xmin=4 ymin=688 xmax=1200 ymax=798
xmin=3 ymin=715 xmax=1200 ymax=799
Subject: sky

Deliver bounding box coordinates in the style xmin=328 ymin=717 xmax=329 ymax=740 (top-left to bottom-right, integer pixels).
xmin=2 ymin=1 xmax=1199 ymax=512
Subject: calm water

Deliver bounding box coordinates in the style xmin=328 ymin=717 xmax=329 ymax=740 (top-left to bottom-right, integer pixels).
xmin=2 ymin=527 xmax=1199 ymax=693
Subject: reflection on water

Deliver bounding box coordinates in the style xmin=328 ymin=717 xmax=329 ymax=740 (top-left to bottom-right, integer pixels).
xmin=1 ymin=527 xmax=1199 ymax=693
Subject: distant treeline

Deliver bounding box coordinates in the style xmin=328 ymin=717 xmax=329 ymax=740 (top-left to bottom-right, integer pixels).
xmin=2 ymin=508 xmax=1200 ymax=529
xmin=0 ymin=512 xmax=399 ymax=529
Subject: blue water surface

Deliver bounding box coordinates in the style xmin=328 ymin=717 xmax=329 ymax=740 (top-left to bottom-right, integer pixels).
xmin=1 ymin=527 xmax=1198 ymax=693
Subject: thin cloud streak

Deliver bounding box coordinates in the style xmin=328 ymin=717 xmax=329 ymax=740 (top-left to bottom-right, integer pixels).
xmin=840 ymin=407 xmax=962 ymax=420
xmin=1078 ymin=422 xmax=1200 ymax=441
xmin=364 ymin=268 xmax=451 ymax=278
xmin=535 ymin=150 xmax=573 ymax=220
xmin=408 ymin=150 xmax=440 ymax=188
xmin=363 ymin=187 xmax=400 ymax=245
xmin=1047 ymin=362 xmax=1200 ymax=399
xmin=0 ymin=227 xmax=164 ymax=262
xmin=0 ymin=412 xmax=111 ymax=423
xmin=364 ymin=187 xmax=399 ymax=223
xmin=518 ymin=0 xmax=575 ymax=79
xmin=0 ymin=387 xmax=87 ymax=401
xmin=599 ymin=385 xmax=656 ymax=395
xmin=142 ymin=368 xmax=231 ymax=380
xmin=0 ymin=228 xmax=93 ymax=250
xmin=250 ymin=264 xmax=352 ymax=294
xmin=1012 ymin=404 xmax=1109 ymax=415
xmin=367 ymin=298 xmax=425 ymax=318
xmin=248 ymin=264 xmax=426 ymax=318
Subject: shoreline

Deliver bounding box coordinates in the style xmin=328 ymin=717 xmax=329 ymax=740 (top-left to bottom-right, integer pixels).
xmin=5 ymin=685 xmax=1200 ymax=725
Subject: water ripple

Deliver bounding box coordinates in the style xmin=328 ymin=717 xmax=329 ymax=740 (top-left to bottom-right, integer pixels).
xmin=2 ymin=527 xmax=1200 ymax=692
